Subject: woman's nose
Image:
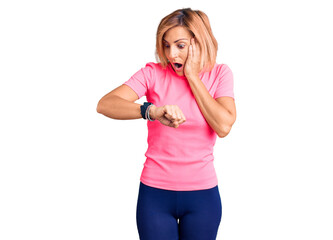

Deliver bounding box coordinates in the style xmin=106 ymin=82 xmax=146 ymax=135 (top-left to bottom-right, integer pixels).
xmin=169 ymin=46 xmax=179 ymax=59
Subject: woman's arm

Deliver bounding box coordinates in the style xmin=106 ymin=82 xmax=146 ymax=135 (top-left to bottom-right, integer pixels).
xmin=186 ymin=76 xmax=236 ymax=138
xmin=97 ymin=84 xmax=156 ymax=120
xmin=97 ymin=95 xmax=142 ymax=120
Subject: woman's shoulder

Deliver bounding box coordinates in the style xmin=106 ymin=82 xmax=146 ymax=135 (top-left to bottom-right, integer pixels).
xmin=213 ymin=62 xmax=231 ymax=71
xmin=210 ymin=62 xmax=232 ymax=76
xmin=143 ymin=62 xmax=164 ymax=69
xmin=140 ymin=62 xmax=165 ymax=73
xmin=142 ymin=62 xmax=169 ymax=76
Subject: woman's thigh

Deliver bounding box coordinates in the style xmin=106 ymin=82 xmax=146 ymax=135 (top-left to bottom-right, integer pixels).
xmin=178 ymin=185 xmax=222 ymax=240
xmin=136 ymin=182 xmax=179 ymax=240
xmin=136 ymin=182 xmax=222 ymax=240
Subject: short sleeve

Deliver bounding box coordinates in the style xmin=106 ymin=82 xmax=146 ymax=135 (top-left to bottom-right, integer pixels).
xmin=123 ymin=62 xmax=155 ymax=99
xmin=214 ymin=64 xmax=235 ymax=100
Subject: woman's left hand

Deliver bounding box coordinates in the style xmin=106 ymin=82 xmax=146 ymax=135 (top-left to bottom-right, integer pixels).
xmin=184 ymin=38 xmax=201 ymax=80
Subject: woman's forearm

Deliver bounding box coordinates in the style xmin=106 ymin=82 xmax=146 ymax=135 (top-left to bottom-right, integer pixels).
xmin=97 ymin=95 xmax=143 ymax=120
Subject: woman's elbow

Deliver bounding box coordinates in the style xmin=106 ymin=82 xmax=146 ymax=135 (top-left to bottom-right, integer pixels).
xmin=217 ymin=126 xmax=231 ymax=138
xmin=96 ymin=100 xmax=106 ymax=114
xmin=217 ymin=120 xmax=236 ymax=138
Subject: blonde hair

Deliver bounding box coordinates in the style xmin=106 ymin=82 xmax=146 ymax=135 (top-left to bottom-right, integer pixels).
xmin=155 ymin=8 xmax=218 ymax=72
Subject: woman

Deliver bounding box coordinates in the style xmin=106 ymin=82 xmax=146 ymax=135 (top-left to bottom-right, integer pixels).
xmin=97 ymin=8 xmax=236 ymax=240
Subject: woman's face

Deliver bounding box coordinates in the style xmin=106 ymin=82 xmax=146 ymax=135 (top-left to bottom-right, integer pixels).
xmin=163 ymin=26 xmax=193 ymax=76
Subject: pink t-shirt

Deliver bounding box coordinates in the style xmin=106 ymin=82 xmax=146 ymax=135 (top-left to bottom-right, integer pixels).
xmin=123 ymin=62 xmax=234 ymax=191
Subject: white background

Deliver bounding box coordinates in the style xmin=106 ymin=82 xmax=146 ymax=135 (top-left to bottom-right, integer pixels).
xmin=1 ymin=0 xmax=332 ymax=239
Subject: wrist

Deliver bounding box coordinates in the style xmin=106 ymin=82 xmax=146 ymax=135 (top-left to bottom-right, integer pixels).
xmin=186 ymin=73 xmax=200 ymax=81
xmin=149 ymin=105 xmax=157 ymax=120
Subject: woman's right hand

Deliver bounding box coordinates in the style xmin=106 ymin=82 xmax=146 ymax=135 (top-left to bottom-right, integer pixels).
xmin=150 ymin=105 xmax=186 ymax=128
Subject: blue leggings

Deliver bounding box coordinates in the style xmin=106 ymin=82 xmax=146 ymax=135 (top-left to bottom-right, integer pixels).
xmin=136 ymin=182 xmax=222 ymax=240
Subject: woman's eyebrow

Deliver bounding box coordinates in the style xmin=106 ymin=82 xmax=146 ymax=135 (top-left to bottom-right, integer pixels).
xmin=163 ymin=38 xmax=189 ymax=43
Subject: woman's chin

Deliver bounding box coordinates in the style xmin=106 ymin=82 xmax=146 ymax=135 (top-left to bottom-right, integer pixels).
xmin=175 ymin=71 xmax=184 ymax=77
xmin=172 ymin=66 xmax=184 ymax=76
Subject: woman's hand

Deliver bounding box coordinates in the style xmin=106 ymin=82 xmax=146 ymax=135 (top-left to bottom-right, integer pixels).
xmin=184 ymin=38 xmax=201 ymax=79
xmin=150 ymin=105 xmax=186 ymax=128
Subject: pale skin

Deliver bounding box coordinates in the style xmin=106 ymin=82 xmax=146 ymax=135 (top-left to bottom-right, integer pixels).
xmin=97 ymin=26 xmax=236 ymax=137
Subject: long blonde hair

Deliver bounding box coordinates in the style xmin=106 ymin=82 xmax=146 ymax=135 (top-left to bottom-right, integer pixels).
xmin=155 ymin=8 xmax=218 ymax=72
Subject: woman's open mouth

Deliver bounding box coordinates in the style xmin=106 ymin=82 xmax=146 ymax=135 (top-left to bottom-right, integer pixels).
xmin=173 ymin=62 xmax=183 ymax=71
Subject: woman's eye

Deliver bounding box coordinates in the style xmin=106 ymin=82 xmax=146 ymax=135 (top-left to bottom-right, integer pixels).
xmin=163 ymin=43 xmax=184 ymax=49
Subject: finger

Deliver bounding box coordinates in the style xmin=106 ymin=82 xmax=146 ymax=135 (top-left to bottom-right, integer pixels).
xmin=175 ymin=110 xmax=182 ymax=121
xmin=180 ymin=111 xmax=186 ymax=122
xmin=194 ymin=38 xmax=201 ymax=58
xmin=165 ymin=112 xmax=174 ymax=121
xmin=175 ymin=107 xmax=185 ymax=121
xmin=160 ymin=116 xmax=172 ymax=126
xmin=188 ymin=44 xmax=192 ymax=60
xmin=163 ymin=106 xmax=173 ymax=120
xmin=191 ymin=38 xmax=196 ymax=56
xmin=167 ymin=106 xmax=176 ymax=121
xmin=170 ymin=107 xmax=177 ymax=121
xmin=194 ymin=38 xmax=201 ymax=60
xmin=178 ymin=118 xmax=185 ymax=125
